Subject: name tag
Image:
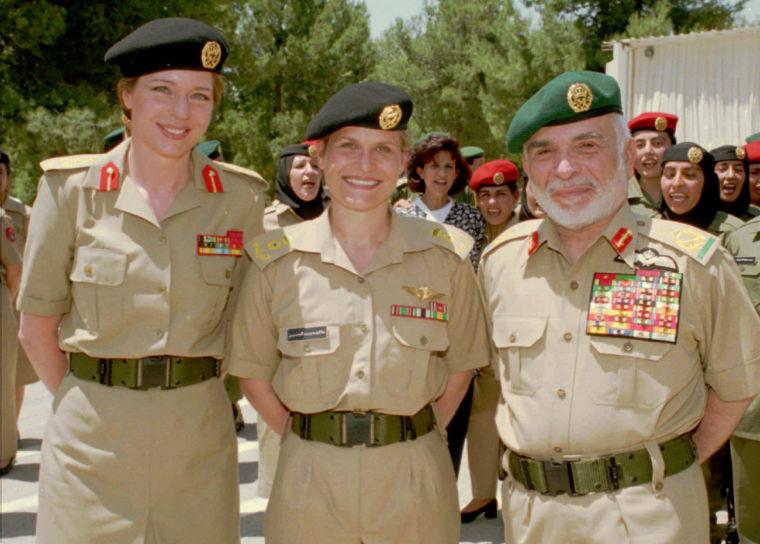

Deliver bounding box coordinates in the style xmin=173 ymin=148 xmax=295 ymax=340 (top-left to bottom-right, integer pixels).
xmin=735 ymin=256 xmax=757 ymax=266
xmin=587 ymin=270 xmax=682 ymax=344
xmin=197 ymin=230 xmax=244 ymax=257
xmin=287 ymin=326 xmax=327 ymax=341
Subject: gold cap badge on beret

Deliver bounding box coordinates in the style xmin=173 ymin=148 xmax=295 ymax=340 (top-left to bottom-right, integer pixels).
xmin=493 ymin=172 xmax=505 ymax=185
xmin=736 ymin=146 xmax=746 ymax=160
xmin=566 ymin=83 xmax=593 ymax=113
xmin=687 ymin=146 xmax=703 ymax=164
xmin=201 ymin=41 xmax=222 ymax=70
xmin=308 ymin=144 xmax=317 ymax=158
xmin=378 ymin=104 xmax=403 ymax=130
xmin=655 ymin=116 xmax=667 ymax=131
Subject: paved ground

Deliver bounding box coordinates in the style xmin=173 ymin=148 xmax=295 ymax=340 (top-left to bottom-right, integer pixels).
xmin=1 ymin=381 xmax=504 ymax=543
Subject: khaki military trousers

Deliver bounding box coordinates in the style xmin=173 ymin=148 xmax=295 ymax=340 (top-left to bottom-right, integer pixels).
xmin=466 ymin=367 xmax=501 ymax=499
xmin=266 ymin=427 xmax=460 ymax=544
xmin=256 ymin=413 xmax=279 ymax=498
xmin=36 ymin=374 xmax=240 ymax=544
xmin=731 ymin=435 xmax=760 ymax=544
xmin=1 ymin=284 xmax=18 ymax=463
xmin=501 ymin=460 xmax=708 ymax=543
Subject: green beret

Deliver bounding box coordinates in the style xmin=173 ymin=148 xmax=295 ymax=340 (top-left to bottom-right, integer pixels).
xmin=460 ymin=146 xmax=485 ymax=160
xmin=746 ymin=132 xmax=760 ymax=144
xmin=506 ymin=71 xmax=622 ymax=154
xmin=305 ymin=82 xmax=413 ymax=140
xmin=105 ymin=17 xmax=228 ymax=77
xmin=103 ymin=127 xmax=125 ymax=151
xmin=196 ymin=140 xmax=223 ymax=160
xmin=710 ymin=144 xmax=747 ymax=163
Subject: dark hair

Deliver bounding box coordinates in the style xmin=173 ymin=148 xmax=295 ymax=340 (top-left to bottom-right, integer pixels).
xmin=0 ymin=149 xmax=9 ymax=174
xmin=407 ymin=134 xmax=470 ymax=195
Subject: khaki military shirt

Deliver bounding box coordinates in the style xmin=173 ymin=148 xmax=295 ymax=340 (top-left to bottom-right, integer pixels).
xmin=479 ymin=206 xmax=760 ymax=458
xmin=627 ymin=176 xmax=661 ymax=218
xmin=706 ymin=210 xmax=743 ymax=241
xmin=263 ymin=199 xmax=304 ymax=231
xmin=2 ymin=195 xmax=30 ymax=259
xmin=18 ymin=139 xmax=266 ymax=359
xmin=1 ymin=210 xmax=22 ymax=273
xmin=228 ymin=210 xmax=490 ymax=415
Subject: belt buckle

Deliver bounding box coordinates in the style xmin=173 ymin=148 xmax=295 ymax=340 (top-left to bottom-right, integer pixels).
xmin=136 ymin=356 xmax=171 ymax=390
xmin=542 ymin=460 xmax=576 ymax=496
xmin=341 ymin=412 xmax=374 ymax=447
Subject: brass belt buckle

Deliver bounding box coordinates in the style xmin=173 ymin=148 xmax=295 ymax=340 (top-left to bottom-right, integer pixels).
xmin=136 ymin=356 xmax=171 ymax=390
xmin=341 ymin=411 xmax=375 ymax=447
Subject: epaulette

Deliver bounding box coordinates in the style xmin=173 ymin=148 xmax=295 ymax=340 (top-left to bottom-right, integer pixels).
xmin=216 ymin=161 xmax=269 ymax=192
xmin=647 ymin=219 xmax=720 ymax=265
xmin=40 ymin=154 xmax=100 ymax=172
xmin=246 ymin=229 xmax=292 ymax=270
xmin=429 ymin=224 xmax=474 ymax=260
xmin=481 ymin=219 xmax=541 ymax=259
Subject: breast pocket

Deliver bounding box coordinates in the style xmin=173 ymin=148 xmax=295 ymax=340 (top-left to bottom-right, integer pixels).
xmin=491 ymin=315 xmax=547 ymax=396
xmin=737 ymin=260 xmax=760 ymax=313
xmin=276 ymin=323 xmax=342 ymax=403
xmin=586 ymin=337 xmax=673 ymax=408
xmin=383 ymin=318 xmax=449 ymax=399
xmin=198 ymin=256 xmax=235 ymax=330
xmin=69 ymin=247 xmax=127 ymax=331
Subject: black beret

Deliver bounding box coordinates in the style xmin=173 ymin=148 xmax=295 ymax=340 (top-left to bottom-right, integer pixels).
xmin=662 ymin=142 xmax=714 ymax=171
xmin=0 ymin=149 xmax=8 ymax=167
xmin=279 ymin=144 xmax=310 ymax=159
xmin=105 ymin=17 xmax=228 ymax=77
xmin=305 ymin=82 xmax=413 ymax=140
xmin=710 ymin=144 xmax=748 ymax=163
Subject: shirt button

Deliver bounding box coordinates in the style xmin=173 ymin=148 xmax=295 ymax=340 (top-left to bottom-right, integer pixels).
xmin=225 ymin=269 xmax=231 ymax=279
xmin=637 ymin=220 xmax=646 ymax=227
xmin=83 ymin=265 xmax=93 ymax=277
xmin=158 ymin=285 xmax=168 ymax=294
xmin=623 ymin=341 xmax=633 ymax=353
xmin=509 ymin=333 xmax=517 ymax=343
xmin=359 ymin=323 xmax=368 ymax=333
xmin=154 ymin=329 xmax=163 ymax=338
xmin=553 ymin=446 xmax=562 ymax=453
xmin=654 ymin=482 xmax=664 ymax=491
xmin=556 ymin=388 xmax=566 ymax=399
xmin=303 ymin=344 xmax=312 ymax=353
xmin=570 ymin=280 xmax=579 ymax=290
xmin=357 ymin=277 xmax=365 ymax=284
xmin=420 ymin=335 xmax=428 ymax=346
xmin=563 ymin=332 xmax=573 ymax=342
xmin=159 ymin=236 xmax=167 ymax=244
xmin=356 ymin=370 xmax=365 ymax=379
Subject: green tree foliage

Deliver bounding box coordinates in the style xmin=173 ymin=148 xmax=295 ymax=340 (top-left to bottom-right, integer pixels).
xmin=371 ymin=0 xmax=584 ymax=160
xmin=523 ymin=0 xmax=747 ymax=70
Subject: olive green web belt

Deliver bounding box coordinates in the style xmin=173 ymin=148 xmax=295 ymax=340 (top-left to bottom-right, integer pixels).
xmin=506 ymin=434 xmax=697 ymax=496
xmin=291 ymin=404 xmax=436 ymax=448
xmin=69 ymin=353 xmax=220 ymax=390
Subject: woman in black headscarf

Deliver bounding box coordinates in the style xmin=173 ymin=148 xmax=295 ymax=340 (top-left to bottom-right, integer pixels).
xmin=711 ymin=144 xmax=758 ymax=221
xmin=264 ymin=143 xmax=326 ymax=229
xmin=660 ymin=142 xmax=743 ymax=240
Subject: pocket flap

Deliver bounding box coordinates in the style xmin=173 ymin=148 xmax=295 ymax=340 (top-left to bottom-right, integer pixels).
xmin=70 ymin=247 xmax=127 ymax=286
xmin=492 ymin=315 xmax=547 ymax=348
xmin=278 ymin=324 xmax=340 ymax=357
xmin=589 ymin=337 xmax=671 ymax=361
xmin=392 ymin=318 xmax=449 ymax=351
xmin=199 ymin=257 xmax=234 ymax=286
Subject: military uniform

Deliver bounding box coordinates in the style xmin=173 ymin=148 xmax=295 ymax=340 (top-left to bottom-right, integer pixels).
xmin=263 ymin=199 xmax=305 ymax=230
xmin=2 ymin=195 xmax=38 ymax=386
xmin=627 ymin=176 xmax=661 ymax=218
xmin=725 ymin=217 xmax=760 ymax=543
xmin=18 ymin=138 xmax=265 ymax=542
xmin=1 ymin=210 xmax=23 ymax=471
xmin=228 ymin=211 xmax=490 ymax=543
xmin=479 ymin=206 xmax=760 ymax=543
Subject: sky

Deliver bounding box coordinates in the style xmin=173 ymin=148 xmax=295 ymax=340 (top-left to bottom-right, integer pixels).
xmin=364 ymin=0 xmax=760 ymax=39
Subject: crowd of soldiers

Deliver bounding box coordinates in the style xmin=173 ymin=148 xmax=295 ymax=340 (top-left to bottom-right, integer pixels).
xmin=1 ymin=15 xmax=759 ymax=544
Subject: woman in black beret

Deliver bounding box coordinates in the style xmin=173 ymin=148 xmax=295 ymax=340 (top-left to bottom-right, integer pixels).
xmin=263 ymin=143 xmax=326 ymax=230
xmin=712 ymin=144 xmax=759 ymax=221
xmin=660 ymin=142 xmax=743 ymax=240
xmin=18 ymin=17 xmax=266 ymax=543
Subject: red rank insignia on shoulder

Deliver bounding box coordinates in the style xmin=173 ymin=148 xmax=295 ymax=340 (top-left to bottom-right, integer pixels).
xmin=5 ymin=226 xmax=16 ymax=242
xmin=610 ymin=228 xmax=633 ymax=254
xmin=202 ymin=165 xmax=224 ymax=193
xmin=197 ymin=229 xmax=243 ymax=257
xmin=528 ymin=231 xmax=539 ymax=256
xmin=99 ymin=162 xmax=119 ymax=192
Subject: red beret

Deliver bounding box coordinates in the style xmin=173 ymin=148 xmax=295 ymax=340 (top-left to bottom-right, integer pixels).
xmin=628 ymin=112 xmax=678 ymax=135
xmin=470 ymin=159 xmax=520 ymax=192
xmin=745 ymin=141 xmax=760 ymax=164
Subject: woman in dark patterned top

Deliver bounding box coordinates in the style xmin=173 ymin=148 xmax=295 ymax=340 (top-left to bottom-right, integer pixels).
xmin=395 ymin=134 xmax=484 ymax=268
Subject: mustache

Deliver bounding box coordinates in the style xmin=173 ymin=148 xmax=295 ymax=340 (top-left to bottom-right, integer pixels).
xmin=545 ymin=177 xmax=599 ymax=195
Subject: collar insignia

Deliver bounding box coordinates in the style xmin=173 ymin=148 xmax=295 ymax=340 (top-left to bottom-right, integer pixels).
xmin=99 ymin=162 xmax=119 ymax=192
xmin=610 ymin=227 xmax=633 ymax=254
xmin=202 ymin=165 xmax=224 ymax=193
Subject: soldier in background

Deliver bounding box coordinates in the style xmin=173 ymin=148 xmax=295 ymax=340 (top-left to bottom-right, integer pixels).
xmin=747 ymin=141 xmax=760 ymax=206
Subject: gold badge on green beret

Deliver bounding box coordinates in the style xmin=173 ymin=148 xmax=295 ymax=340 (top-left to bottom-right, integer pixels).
xmin=201 ymin=41 xmax=222 ymax=69
xmin=687 ymin=146 xmax=703 ymax=164
xmin=379 ymin=104 xmax=403 ymax=130
xmin=655 ymin=116 xmax=667 ymax=131
xmin=493 ymin=172 xmax=505 ymax=185
xmin=566 ymin=83 xmax=593 ymax=113
xmin=308 ymin=144 xmax=317 ymax=158
xmin=736 ymin=146 xmax=746 ymax=160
